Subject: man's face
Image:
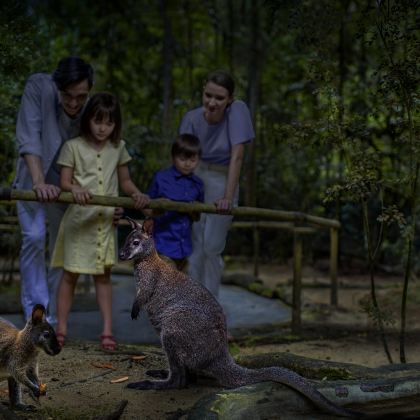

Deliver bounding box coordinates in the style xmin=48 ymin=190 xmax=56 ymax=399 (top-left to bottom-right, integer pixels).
xmin=59 ymin=79 xmax=90 ymax=117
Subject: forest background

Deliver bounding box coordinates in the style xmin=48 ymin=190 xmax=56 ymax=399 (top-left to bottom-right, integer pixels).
xmin=0 ymin=0 xmax=418 ymax=275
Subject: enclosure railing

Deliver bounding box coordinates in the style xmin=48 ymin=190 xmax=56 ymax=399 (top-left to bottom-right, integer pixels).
xmin=0 ymin=188 xmax=341 ymax=334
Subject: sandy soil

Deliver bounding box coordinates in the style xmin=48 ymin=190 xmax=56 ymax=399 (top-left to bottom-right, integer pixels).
xmin=2 ymin=263 xmax=420 ymax=419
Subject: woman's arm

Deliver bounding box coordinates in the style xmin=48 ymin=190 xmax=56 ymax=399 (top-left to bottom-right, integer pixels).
xmin=118 ymin=165 xmax=150 ymax=209
xmin=215 ymin=143 xmax=244 ymax=213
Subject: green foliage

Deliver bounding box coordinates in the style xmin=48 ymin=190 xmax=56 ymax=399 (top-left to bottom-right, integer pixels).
xmin=0 ymin=0 xmax=418 ymax=268
xmin=0 ymin=1 xmax=39 ymax=185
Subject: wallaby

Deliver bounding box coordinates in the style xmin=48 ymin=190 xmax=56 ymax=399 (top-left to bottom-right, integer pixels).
xmin=0 ymin=304 xmax=61 ymax=410
xmin=119 ymin=218 xmax=361 ymax=418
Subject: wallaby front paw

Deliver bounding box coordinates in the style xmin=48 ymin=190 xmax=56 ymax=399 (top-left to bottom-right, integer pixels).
xmin=131 ymin=301 xmax=140 ymax=320
xmin=28 ymin=386 xmax=41 ymax=403
xmin=126 ymin=380 xmax=154 ymax=390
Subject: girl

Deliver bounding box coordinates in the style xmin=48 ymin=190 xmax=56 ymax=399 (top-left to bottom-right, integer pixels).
xmin=51 ymin=92 xmax=150 ymax=350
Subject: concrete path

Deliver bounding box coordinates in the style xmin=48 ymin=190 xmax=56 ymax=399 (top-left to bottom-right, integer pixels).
xmin=1 ymin=273 xmax=291 ymax=345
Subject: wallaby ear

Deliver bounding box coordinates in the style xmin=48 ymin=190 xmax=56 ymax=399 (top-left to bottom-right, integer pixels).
xmin=125 ymin=216 xmax=143 ymax=231
xmin=32 ymin=304 xmax=46 ymax=324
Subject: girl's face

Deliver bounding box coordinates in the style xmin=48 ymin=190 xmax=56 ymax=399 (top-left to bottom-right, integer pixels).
xmin=173 ymin=154 xmax=199 ymax=176
xmin=202 ymin=81 xmax=232 ymax=124
xmin=89 ymin=116 xmax=115 ymax=143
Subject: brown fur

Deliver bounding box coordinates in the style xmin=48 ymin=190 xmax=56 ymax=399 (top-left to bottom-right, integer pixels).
xmin=0 ymin=304 xmax=61 ymax=410
xmin=119 ymin=218 xmax=360 ymax=418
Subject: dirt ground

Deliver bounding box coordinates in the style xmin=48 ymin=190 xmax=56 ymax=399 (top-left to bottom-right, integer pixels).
xmin=2 ymin=262 xmax=420 ymax=419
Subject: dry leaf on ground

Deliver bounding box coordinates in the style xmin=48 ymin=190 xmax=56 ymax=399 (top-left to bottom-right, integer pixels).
xmin=110 ymin=376 xmax=129 ymax=384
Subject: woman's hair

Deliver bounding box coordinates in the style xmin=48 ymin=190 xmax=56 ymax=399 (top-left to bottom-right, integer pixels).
xmin=172 ymin=134 xmax=201 ymax=158
xmin=80 ymin=92 xmax=122 ymax=145
xmin=52 ymin=56 xmax=94 ymax=90
xmin=205 ymin=70 xmax=235 ymax=96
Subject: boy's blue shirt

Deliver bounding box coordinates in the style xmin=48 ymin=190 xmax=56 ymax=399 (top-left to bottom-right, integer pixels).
xmin=147 ymin=165 xmax=204 ymax=259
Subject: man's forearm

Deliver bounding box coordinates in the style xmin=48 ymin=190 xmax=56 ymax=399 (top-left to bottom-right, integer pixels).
xmin=23 ymin=154 xmax=45 ymax=186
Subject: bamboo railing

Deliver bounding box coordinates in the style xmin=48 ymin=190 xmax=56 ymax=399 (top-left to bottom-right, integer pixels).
xmin=0 ymin=188 xmax=341 ymax=333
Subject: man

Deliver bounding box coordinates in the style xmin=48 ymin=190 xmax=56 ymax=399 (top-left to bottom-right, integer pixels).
xmin=13 ymin=56 xmax=94 ymax=324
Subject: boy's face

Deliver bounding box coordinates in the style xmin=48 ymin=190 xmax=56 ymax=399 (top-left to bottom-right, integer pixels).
xmin=173 ymin=154 xmax=199 ymax=176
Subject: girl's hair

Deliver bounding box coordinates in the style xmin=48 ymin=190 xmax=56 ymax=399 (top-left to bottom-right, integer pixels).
xmin=80 ymin=92 xmax=122 ymax=145
xmin=172 ymin=134 xmax=201 ymax=158
xmin=205 ymin=70 xmax=235 ymax=96
xmin=52 ymin=56 xmax=94 ymax=90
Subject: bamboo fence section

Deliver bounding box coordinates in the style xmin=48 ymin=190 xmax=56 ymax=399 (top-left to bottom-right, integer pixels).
xmin=0 ymin=188 xmax=341 ymax=333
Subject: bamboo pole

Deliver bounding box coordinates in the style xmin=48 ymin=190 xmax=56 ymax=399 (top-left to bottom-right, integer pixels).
xmin=0 ymin=188 xmax=340 ymax=229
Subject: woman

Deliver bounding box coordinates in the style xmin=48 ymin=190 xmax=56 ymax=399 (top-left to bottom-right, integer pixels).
xmin=179 ymin=70 xmax=255 ymax=298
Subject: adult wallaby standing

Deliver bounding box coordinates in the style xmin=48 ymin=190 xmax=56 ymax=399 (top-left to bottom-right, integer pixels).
xmin=0 ymin=304 xmax=61 ymax=410
xmin=119 ymin=218 xmax=360 ymax=418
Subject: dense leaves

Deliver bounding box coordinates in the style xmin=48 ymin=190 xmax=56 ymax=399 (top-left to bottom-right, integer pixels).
xmin=0 ymin=0 xmax=418 ymax=269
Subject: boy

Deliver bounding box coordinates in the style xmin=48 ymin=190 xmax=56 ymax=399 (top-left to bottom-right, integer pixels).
xmin=143 ymin=134 xmax=204 ymax=271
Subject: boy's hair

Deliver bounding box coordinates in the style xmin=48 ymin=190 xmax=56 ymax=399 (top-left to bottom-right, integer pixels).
xmin=172 ymin=134 xmax=201 ymax=158
xmin=80 ymin=92 xmax=122 ymax=146
xmin=52 ymin=56 xmax=94 ymax=90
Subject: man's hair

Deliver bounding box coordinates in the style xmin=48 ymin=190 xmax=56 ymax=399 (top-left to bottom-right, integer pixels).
xmin=52 ymin=56 xmax=94 ymax=90
xmin=80 ymin=92 xmax=122 ymax=145
xmin=172 ymin=134 xmax=201 ymax=158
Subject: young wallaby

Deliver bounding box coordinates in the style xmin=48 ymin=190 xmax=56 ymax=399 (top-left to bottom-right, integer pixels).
xmin=119 ymin=218 xmax=361 ymax=418
xmin=0 ymin=304 xmax=61 ymax=410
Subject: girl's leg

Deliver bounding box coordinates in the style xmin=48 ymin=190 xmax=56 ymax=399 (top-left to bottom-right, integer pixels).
xmin=93 ymin=268 xmax=113 ymax=340
xmin=45 ymin=202 xmax=67 ymax=325
xmin=56 ymin=270 xmax=79 ymax=337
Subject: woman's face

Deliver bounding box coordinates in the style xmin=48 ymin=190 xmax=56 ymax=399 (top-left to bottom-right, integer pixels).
xmin=202 ymin=81 xmax=232 ymax=124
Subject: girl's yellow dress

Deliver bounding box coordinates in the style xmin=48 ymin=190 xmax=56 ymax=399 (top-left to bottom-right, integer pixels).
xmin=51 ymin=136 xmax=131 ymax=274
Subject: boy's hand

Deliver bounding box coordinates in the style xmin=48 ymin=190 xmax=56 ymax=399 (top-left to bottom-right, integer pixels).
xmin=113 ymin=207 xmax=124 ymax=226
xmin=188 ymin=211 xmax=201 ymax=222
xmin=71 ymin=186 xmax=92 ymax=205
xmin=132 ymin=192 xmax=150 ymax=210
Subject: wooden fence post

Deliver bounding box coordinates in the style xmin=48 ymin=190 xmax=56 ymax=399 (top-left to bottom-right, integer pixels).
xmin=330 ymin=227 xmax=339 ymax=306
xmin=292 ymin=230 xmax=302 ymax=334
xmin=253 ymin=223 xmax=260 ymax=278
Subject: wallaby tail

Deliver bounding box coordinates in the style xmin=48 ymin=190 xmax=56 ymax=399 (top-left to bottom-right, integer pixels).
xmin=207 ymin=360 xmax=362 ymax=418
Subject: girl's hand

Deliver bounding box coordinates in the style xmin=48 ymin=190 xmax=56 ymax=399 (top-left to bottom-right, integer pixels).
xmin=71 ymin=186 xmax=92 ymax=205
xmin=132 ymin=192 xmax=150 ymax=210
xmin=215 ymin=197 xmax=233 ymax=215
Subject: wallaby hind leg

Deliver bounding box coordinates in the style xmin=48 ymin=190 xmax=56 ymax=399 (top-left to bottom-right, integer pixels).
xmin=128 ymin=336 xmax=187 ymax=390
xmin=127 ymin=359 xmax=186 ymax=390
xmin=146 ymin=368 xmax=198 ymax=384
